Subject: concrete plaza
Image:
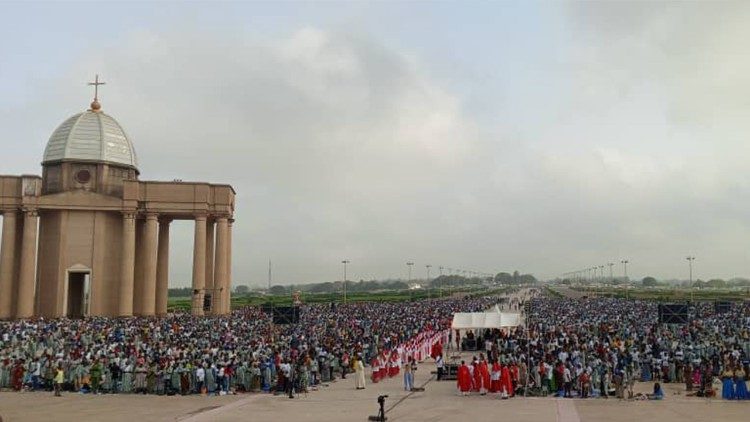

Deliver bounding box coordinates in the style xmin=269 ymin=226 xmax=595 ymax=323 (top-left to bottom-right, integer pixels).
xmin=1 ymin=358 xmax=747 ymax=422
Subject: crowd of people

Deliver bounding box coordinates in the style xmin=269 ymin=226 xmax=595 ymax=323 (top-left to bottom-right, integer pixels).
xmin=3 ymin=288 xmax=749 ymax=403
xmin=0 ymin=296 xmax=495 ymax=397
xmin=451 ymin=294 xmax=750 ymax=400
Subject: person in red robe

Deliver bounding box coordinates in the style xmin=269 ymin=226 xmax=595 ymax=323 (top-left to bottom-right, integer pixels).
xmin=12 ymin=360 xmax=25 ymax=391
xmin=378 ymin=352 xmax=388 ymax=380
xmin=431 ymin=341 xmax=443 ymax=360
xmin=457 ymin=361 xmax=472 ymax=396
xmin=500 ymin=363 xmax=514 ymax=398
xmin=471 ymin=359 xmax=480 ymax=392
xmin=490 ymin=360 xmax=502 ymax=393
xmin=371 ymin=356 xmax=381 ymax=383
xmin=392 ymin=351 xmax=400 ymax=377
xmin=388 ymin=352 xmax=398 ymax=378
xmin=477 ymin=355 xmax=491 ymax=395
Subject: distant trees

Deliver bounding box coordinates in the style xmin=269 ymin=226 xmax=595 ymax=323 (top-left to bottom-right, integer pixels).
xmin=641 ymin=276 xmax=658 ymax=286
xmin=495 ymin=271 xmax=537 ymax=285
xmin=167 ymin=287 xmax=193 ymax=297
xmin=235 ymin=285 xmax=250 ymax=295
xmin=706 ymin=279 xmax=727 ymax=288
xmin=269 ymin=285 xmax=288 ymax=295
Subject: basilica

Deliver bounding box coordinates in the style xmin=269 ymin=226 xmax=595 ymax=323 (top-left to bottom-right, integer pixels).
xmin=0 ymin=77 xmax=235 ymax=319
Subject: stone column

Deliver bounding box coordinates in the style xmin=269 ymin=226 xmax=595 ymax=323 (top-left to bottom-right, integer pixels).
xmin=226 ymin=219 xmax=233 ymax=314
xmin=214 ymin=217 xmax=229 ymax=315
xmin=118 ymin=212 xmax=136 ymax=316
xmin=155 ymin=218 xmax=171 ymax=316
xmin=0 ymin=211 xmax=18 ymax=319
xmin=205 ymin=219 xmax=216 ymax=313
xmin=141 ymin=213 xmax=159 ymax=316
xmin=16 ymin=209 xmax=39 ymax=318
xmin=191 ymin=215 xmax=207 ymax=316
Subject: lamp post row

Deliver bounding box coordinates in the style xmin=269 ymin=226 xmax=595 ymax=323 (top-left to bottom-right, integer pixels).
xmin=562 ymin=256 xmax=698 ymax=290
xmin=337 ymin=260 xmax=498 ymax=303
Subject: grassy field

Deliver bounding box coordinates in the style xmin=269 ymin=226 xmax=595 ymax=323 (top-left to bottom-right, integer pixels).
xmin=570 ymin=285 xmax=750 ymax=301
xmin=167 ymin=285 xmax=511 ymax=312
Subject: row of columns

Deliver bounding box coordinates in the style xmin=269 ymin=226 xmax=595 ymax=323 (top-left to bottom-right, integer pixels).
xmin=0 ymin=209 xmax=233 ymax=319
xmin=117 ymin=213 xmax=172 ymax=317
xmin=0 ymin=210 xmax=39 ymax=319
xmin=117 ymin=212 xmax=232 ymax=317
xmin=190 ymin=215 xmax=233 ymax=316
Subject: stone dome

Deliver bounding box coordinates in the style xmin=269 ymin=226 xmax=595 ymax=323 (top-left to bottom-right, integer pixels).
xmin=42 ymin=109 xmax=139 ymax=171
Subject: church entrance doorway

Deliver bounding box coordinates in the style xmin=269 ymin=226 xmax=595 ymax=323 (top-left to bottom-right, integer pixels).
xmin=66 ymin=271 xmax=90 ymax=318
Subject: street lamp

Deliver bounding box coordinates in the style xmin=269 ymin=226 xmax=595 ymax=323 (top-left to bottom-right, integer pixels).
xmin=406 ymin=262 xmax=414 ymax=301
xmin=341 ymin=260 xmax=350 ymax=304
xmin=438 ymin=266 xmax=444 ymax=298
xmin=426 ymin=265 xmax=432 ymax=299
xmin=607 ymin=262 xmax=614 ymax=282
xmin=621 ymin=260 xmax=629 ymax=279
xmin=686 ymin=256 xmax=696 ymax=301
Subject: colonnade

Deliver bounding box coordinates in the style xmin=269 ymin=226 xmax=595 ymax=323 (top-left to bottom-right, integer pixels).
xmin=0 ymin=209 xmax=233 ymax=319
xmin=117 ymin=212 xmax=232 ymax=317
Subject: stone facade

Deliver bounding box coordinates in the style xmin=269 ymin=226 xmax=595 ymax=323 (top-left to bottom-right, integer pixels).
xmin=0 ymin=102 xmax=235 ymax=319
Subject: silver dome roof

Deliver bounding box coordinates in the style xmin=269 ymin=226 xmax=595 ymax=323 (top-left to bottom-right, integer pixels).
xmin=42 ymin=110 xmax=138 ymax=170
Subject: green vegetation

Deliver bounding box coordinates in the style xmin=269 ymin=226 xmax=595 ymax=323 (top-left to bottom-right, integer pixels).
xmin=571 ymin=285 xmax=750 ymax=302
xmin=167 ymin=285 xmax=512 ymax=312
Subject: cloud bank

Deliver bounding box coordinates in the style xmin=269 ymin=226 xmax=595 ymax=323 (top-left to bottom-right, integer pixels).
xmin=2 ymin=2 xmax=750 ymax=284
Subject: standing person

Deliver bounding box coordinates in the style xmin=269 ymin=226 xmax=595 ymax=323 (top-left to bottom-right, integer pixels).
xmin=500 ymin=362 xmax=514 ymax=398
xmin=579 ymin=370 xmax=591 ymax=399
xmin=562 ymin=365 xmax=572 ymax=398
xmin=370 ymin=355 xmax=381 ymax=384
xmin=30 ymin=357 xmax=41 ymax=391
xmin=90 ymin=360 xmax=102 ymax=394
xmin=54 ymin=364 xmax=64 ymax=397
xmin=341 ymin=352 xmax=349 ymax=380
xmin=722 ymin=364 xmax=735 ymax=400
xmin=403 ymin=357 xmax=414 ymax=391
xmin=490 ymin=359 xmax=501 ymax=393
xmin=457 ymin=361 xmax=472 ymax=396
xmin=436 ymin=353 xmax=444 ymax=381
xmin=735 ymin=365 xmax=749 ymax=400
xmin=476 ymin=355 xmax=490 ymax=396
xmin=196 ymin=364 xmax=206 ymax=395
xmin=217 ymin=364 xmax=226 ymax=395
xmin=354 ymin=355 xmax=366 ymax=390
xmin=684 ymin=363 xmax=693 ymax=392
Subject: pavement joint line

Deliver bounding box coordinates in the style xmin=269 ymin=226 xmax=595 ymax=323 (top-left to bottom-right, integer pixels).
xmin=555 ymin=398 xmax=581 ymax=422
xmin=385 ymin=373 xmax=436 ymax=416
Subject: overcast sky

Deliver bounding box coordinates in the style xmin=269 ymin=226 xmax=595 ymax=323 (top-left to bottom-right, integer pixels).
xmin=2 ymin=1 xmax=749 ymax=286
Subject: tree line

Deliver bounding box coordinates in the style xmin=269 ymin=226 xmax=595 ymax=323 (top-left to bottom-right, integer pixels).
xmin=167 ymin=270 xmax=538 ymax=297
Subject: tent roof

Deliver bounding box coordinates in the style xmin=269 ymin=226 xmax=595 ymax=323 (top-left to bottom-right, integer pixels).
xmin=451 ymin=312 xmax=521 ymax=329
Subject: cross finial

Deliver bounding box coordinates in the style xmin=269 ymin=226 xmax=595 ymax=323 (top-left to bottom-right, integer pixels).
xmin=87 ymin=74 xmax=105 ymax=111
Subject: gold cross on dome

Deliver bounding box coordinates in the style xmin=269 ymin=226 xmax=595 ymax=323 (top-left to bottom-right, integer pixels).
xmin=88 ymin=74 xmax=106 ymax=101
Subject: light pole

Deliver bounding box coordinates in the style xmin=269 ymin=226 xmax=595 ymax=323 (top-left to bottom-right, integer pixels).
xmin=438 ymin=266 xmax=444 ymax=297
xmin=426 ymin=264 xmax=432 ymax=299
xmin=686 ymin=256 xmax=695 ymax=284
xmin=607 ymin=262 xmax=614 ymax=282
xmin=599 ymin=265 xmax=604 ymax=282
xmin=341 ymin=260 xmax=350 ymax=304
xmin=621 ymin=260 xmax=629 ymax=279
xmin=686 ymin=256 xmax=695 ymax=301
xmin=407 ymin=262 xmax=414 ymax=301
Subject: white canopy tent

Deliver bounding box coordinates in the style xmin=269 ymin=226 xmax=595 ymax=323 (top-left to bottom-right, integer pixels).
xmin=451 ymin=311 xmax=522 ymax=329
